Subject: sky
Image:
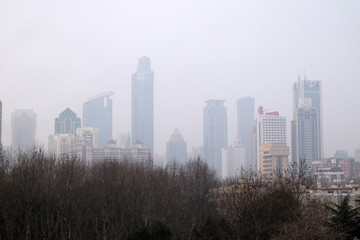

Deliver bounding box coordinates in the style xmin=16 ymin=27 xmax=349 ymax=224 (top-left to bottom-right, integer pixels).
xmin=1 ymin=0 xmax=359 ymax=158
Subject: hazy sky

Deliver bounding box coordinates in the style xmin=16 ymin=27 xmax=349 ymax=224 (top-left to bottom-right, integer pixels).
xmin=1 ymin=0 xmax=359 ymax=158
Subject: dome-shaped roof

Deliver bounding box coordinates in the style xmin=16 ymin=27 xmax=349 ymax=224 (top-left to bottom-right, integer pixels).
xmin=169 ymin=128 xmax=184 ymax=142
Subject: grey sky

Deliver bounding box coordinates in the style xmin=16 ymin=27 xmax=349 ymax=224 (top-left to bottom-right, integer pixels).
xmin=1 ymin=0 xmax=359 ymax=157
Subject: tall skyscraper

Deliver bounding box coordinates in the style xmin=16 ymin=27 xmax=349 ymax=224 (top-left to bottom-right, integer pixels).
xmin=0 ymin=100 xmax=2 ymax=146
xmin=255 ymin=106 xmax=287 ymax=171
xmin=166 ymin=128 xmax=188 ymax=164
xmin=55 ymin=107 xmax=81 ymax=135
xmin=132 ymin=56 xmax=154 ymax=155
xmin=222 ymin=138 xmax=245 ymax=180
xmin=11 ymin=109 xmax=37 ymax=151
xmin=291 ymin=102 xmax=320 ymax=170
xmin=203 ymin=100 xmax=228 ymax=178
xmin=237 ymin=97 xmax=255 ymax=170
xmin=83 ymin=92 xmax=113 ymax=148
xmin=293 ymin=77 xmax=323 ymax=158
xmin=292 ymin=76 xmax=323 ymax=169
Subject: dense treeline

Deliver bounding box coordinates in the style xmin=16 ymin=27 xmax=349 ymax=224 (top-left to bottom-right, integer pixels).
xmin=0 ymin=148 xmax=358 ymax=239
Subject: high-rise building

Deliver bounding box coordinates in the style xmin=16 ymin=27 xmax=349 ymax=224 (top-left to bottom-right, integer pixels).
xmin=49 ymin=134 xmax=76 ymax=159
xmin=293 ymin=77 xmax=323 ymax=160
xmin=132 ymin=56 xmax=154 ymax=155
xmin=76 ymin=127 xmax=99 ymax=165
xmin=291 ymin=99 xmax=321 ymax=171
xmin=11 ymin=109 xmax=37 ymax=151
xmin=259 ymin=143 xmax=289 ymax=179
xmin=0 ymin=100 xmax=2 ymax=146
xmin=256 ymin=106 xmax=287 ymax=171
xmin=116 ymin=133 xmax=131 ymax=148
xmin=237 ymin=97 xmax=255 ymax=170
xmin=203 ymin=100 xmax=228 ymax=178
xmin=222 ymin=138 xmax=245 ymax=180
xmin=166 ymin=128 xmax=188 ymax=164
xmin=55 ymin=107 xmax=81 ymax=135
xmin=83 ymin=92 xmax=113 ymax=148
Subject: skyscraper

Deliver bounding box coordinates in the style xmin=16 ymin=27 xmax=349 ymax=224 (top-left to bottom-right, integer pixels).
xmin=222 ymin=138 xmax=245 ymax=180
xmin=132 ymin=56 xmax=154 ymax=154
xmin=292 ymin=76 xmax=323 ymax=169
xmin=83 ymin=92 xmax=113 ymax=148
xmin=166 ymin=128 xmax=188 ymax=164
xmin=291 ymin=102 xmax=320 ymax=170
xmin=255 ymin=106 xmax=287 ymax=171
xmin=55 ymin=107 xmax=81 ymax=135
xmin=11 ymin=109 xmax=37 ymax=151
xmin=237 ymin=97 xmax=255 ymax=170
xmin=203 ymin=100 xmax=228 ymax=178
xmin=293 ymin=77 xmax=323 ymax=158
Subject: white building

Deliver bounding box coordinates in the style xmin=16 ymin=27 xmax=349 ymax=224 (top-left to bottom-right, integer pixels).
xmin=255 ymin=107 xmax=287 ymax=171
xmin=48 ymin=134 xmax=76 ymax=159
xmin=75 ymin=127 xmax=99 ymax=166
xmin=222 ymin=139 xmax=245 ymax=180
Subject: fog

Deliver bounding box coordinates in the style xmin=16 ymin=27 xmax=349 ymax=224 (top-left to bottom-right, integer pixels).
xmin=1 ymin=0 xmax=359 ymax=157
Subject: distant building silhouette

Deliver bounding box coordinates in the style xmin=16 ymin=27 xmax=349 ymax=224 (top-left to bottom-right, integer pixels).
xmin=83 ymin=92 xmax=113 ymax=148
xmin=55 ymin=107 xmax=81 ymax=135
xmin=11 ymin=109 xmax=37 ymax=151
xmin=132 ymin=56 xmax=154 ymax=155
xmin=76 ymin=127 xmax=99 ymax=165
xmin=237 ymin=97 xmax=255 ymax=170
xmin=222 ymin=138 xmax=245 ymax=180
xmin=203 ymin=100 xmax=228 ymax=178
xmin=116 ymin=133 xmax=131 ymax=148
xmin=166 ymin=128 xmax=188 ymax=164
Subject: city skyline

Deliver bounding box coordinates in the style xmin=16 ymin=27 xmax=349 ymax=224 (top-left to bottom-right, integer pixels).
xmin=1 ymin=1 xmax=359 ymax=158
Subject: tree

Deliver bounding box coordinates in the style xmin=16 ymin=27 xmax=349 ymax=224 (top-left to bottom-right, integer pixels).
xmin=327 ymin=195 xmax=360 ymax=240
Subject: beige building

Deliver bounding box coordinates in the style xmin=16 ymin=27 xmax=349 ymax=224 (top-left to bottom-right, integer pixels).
xmin=259 ymin=143 xmax=289 ymax=179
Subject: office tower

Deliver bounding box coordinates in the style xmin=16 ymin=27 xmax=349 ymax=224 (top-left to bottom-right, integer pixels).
xmin=256 ymin=106 xmax=287 ymax=171
xmin=259 ymin=143 xmax=289 ymax=179
xmin=203 ymin=100 xmax=228 ymax=178
xmin=132 ymin=56 xmax=154 ymax=154
xmin=0 ymin=100 xmax=2 ymax=145
xmin=55 ymin=107 xmax=81 ymax=134
xmin=293 ymin=76 xmax=323 ymax=159
xmin=190 ymin=146 xmax=203 ymax=160
xmin=222 ymin=138 xmax=245 ymax=180
xmin=237 ymin=97 xmax=255 ymax=170
xmin=11 ymin=109 xmax=37 ymax=151
xmin=166 ymin=128 xmax=188 ymax=164
xmin=83 ymin=92 xmax=113 ymax=148
xmin=291 ymin=101 xmax=320 ymax=170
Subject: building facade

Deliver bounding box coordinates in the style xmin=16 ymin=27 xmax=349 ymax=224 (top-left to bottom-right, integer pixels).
xmin=292 ymin=77 xmax=323 ymax=166
xmin=166 ymin=128 xmax=188 ymax=164
xmin=291 ymin=102 xmax=320 ymax=170
xmin=222 ymin=139 xmax=245 ymax=180
xmin=255 ymin=107 xmax=287 ymax=171
xmin=203 ymin=100 xmax=228 ymax=178
xmin=11 ymin=109 xmax=37 ymax=151
xmin=83 ymin=92 xmax=113 ymax=148
xmin=76 ymin=127 xmax=99 ymax=165
xmin=55 ymin=107 xmax=81 ymax=135
xmin=259 ymin=143 xmax=289 ymax=179
xmin=237 ymin=97 xmax=255 ymax=170
xmin=132 ymin=56 xmax=154 ymax=155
